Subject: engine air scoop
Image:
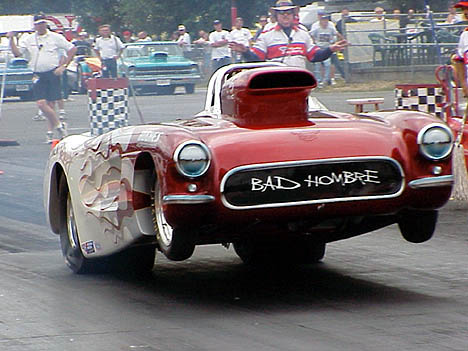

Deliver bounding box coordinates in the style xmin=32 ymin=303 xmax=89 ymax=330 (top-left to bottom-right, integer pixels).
xmin=221 ymin=66 xmax=317 ymax=128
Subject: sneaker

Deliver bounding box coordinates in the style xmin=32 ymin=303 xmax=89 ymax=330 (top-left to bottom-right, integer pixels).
xmin=46 ymin=131 xmax=54 ymax=144
xmin=33 ymin=113 xmax=46 ymax=121
xmin=55 ymin=122 xmax=68 ymax=139
xmin=317 ymin=82 xmax=324 ymax=89
xmin=331 ymin=78 xmax=336 ymax=86
xmin=59 ymin=110 xmax=67 ymax=121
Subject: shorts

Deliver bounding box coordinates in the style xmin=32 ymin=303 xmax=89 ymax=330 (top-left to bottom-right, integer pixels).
xmin=33 ymin=68 xmax=62 ymax=102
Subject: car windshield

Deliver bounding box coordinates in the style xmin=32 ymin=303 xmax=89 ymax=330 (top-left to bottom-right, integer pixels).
xmin=123 ymin=43 xmax=183 ymax=58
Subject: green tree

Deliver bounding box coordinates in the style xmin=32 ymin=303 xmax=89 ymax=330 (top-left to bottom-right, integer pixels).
xmin=0 ymin=0 xmax=72 ymax=14
xmin=386 ymin=0 xmax=449 ymax=12
xmin=0 ymin=0 xmax=324 ymax=38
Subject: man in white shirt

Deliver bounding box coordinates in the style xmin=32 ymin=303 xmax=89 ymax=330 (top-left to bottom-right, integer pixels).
xmin=94 ymin=24 xmax=124 ymax=78
xmin=229 ymin=17 xmax=253 ymax=62
xmin=209 ymin=20 xmax=231 ymax=72
xmin=8 ymin=13 xmax=76 ymax=143
xmin=177 ymin=25 xmax=192 ymax=55
xmin=370 ymin=7 xmax=385 ymax=22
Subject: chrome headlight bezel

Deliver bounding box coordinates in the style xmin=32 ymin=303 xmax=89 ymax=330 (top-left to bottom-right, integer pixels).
xmin=190 ymin=64 xmax=199 ymax=74
xmin=417 ymin=123 xmax=454 ymax=161
xmin=174 ymin=141 xmax=211 ymax=178
xmin=126 ymin=66 xmax=136 ymax=77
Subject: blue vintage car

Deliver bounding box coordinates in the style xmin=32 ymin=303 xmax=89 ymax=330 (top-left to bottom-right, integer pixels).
xmin=0 ymin=48 xmax=33 ymax=100
xmin=120 ymin=41 xmax=201 ymax=95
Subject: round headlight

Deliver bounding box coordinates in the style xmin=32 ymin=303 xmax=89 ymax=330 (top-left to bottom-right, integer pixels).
xmin=174 ymin=141 xmax=210 ymax=178
xmin=417 ymin=124 xmax=453 ymax=160
xmin=126 ymin=66 xmax=136 ymax=77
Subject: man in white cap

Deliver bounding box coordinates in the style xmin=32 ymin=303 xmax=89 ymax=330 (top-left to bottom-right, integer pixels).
xmin=8 ymin=13 xmax=76 ymax=143
xmin=230 ymin=0 xmax=347 ymax=69
xmin=177 ymin=25 xmax=192 ymax=55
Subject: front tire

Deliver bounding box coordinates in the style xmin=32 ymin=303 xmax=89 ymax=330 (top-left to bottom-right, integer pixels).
xmin=157 ymin=86 xmax=175 ymax=95
xmin=153 ymin=177 xmax=195 ymax=261
xmin=185 ymin=84 xmax=195 ymax=94
xmin=398 ymin=210 xmax=438 ymax=243
xmin=19 ymin=91 xmax=34 ymax=101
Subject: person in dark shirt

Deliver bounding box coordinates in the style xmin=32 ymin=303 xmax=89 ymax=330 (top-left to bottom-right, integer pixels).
xmin=72 ymin=32 xmax=92 ymax=56
xmin=336 ymin=8 xmax=356 ymax=35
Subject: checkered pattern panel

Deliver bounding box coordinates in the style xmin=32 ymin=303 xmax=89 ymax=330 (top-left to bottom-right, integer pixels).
xmin=88 ymin=88 xmax=129 ymax=136
xmin=395 ymin=87 xmax=444 ymax=118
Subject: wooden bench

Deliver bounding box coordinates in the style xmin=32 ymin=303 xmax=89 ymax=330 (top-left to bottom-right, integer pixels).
xmin=346 ymin=98 xmax=385 ymax=113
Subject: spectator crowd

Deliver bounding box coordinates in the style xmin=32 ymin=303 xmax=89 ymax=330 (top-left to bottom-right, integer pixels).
xmin=4 ymin=0 xmax=467 ymax=143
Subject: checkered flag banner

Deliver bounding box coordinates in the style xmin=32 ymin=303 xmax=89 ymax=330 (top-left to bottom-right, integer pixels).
xmin=86 ymin=78 xmax=130 ymax=136
xmin=395 ymin=84 xmax=444 ymax=119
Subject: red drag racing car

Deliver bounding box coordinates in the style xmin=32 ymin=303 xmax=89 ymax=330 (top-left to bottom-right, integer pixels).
xmin=44 ymin=63 xmax=455 ymax=274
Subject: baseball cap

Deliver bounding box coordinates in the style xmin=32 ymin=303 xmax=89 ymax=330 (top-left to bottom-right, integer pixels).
xmin=178 ymin=25 xmax=186 ymax=31
xmin=271 ymin=0 xmax=297 ymax=11
xmin=33 ymin=14 xmax=47 ymax=25
xmin=454 ymin=1 xmax=468 ymax=8
xmin=213 ymin=20 xmax=221 ymax=25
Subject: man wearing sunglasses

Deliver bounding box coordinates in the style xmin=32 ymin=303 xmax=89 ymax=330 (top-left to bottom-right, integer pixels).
xmin=230 ymin=0 xmax=347 ymax=69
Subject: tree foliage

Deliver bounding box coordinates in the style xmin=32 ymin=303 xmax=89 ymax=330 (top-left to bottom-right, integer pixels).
xmin=386 ymin=0 xmax=450 ymax=12
xmin=0 ymin=0 xmax=453 ymax=37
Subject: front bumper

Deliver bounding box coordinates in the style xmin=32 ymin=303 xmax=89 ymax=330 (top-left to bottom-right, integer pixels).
xmin=163 ymin=195 xmax=215 ymax=204
xmin=408 ymin=175 xmax=453 ymax=189
xmin=3 ymin=82 xmax=33 ymax=95
xmin=128 ymin=74 xmax=201 ymax=87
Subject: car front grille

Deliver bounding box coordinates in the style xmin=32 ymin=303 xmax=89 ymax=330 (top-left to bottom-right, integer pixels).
xmin=221 ymin=157 xmax=405 ymax=209
xmin=5 ymin=73 xmax=33 ymax=82
xmin=133 ymin=66 xmax=194 ymax=76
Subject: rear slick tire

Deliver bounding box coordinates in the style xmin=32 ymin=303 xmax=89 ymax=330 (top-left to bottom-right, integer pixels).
xmin=58 ymin=176 xmax=103 ymax=274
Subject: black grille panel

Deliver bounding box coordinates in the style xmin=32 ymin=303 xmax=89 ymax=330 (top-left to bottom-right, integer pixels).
xmin=134 ymin=66 xmax=193 ymax=75
xmin=222 ymin=158 xmax=404 ymax=209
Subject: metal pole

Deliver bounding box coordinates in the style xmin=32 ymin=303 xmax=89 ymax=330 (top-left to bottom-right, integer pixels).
xmin=425 ymin=0 xmax=442 ymax=65
xmin=343 ymin=18 xmax=350 ymax=83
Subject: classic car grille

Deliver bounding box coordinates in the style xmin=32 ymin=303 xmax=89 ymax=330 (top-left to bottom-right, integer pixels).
xmin=134 ymin=66 xmax=194 ymax=76
xmin=5 ymin=73 xmax=33 ymax=82
xmin=221 ymin=157 xmax=404 ymax=209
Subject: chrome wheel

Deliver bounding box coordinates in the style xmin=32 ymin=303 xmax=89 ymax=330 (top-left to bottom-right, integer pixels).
xmin=152 ymin=177 xmax=195 ymax=261
xmin=67 ymin=196 xmax=80 ymax=250
xmin=154 ymin=184 xmax=173 ymax=247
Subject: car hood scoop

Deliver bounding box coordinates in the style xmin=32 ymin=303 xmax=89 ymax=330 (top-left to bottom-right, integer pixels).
xmin=221 ymin=67 xmax=317 ymax=128
xmin=151 ymin=52 xmax=168 ymax=62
